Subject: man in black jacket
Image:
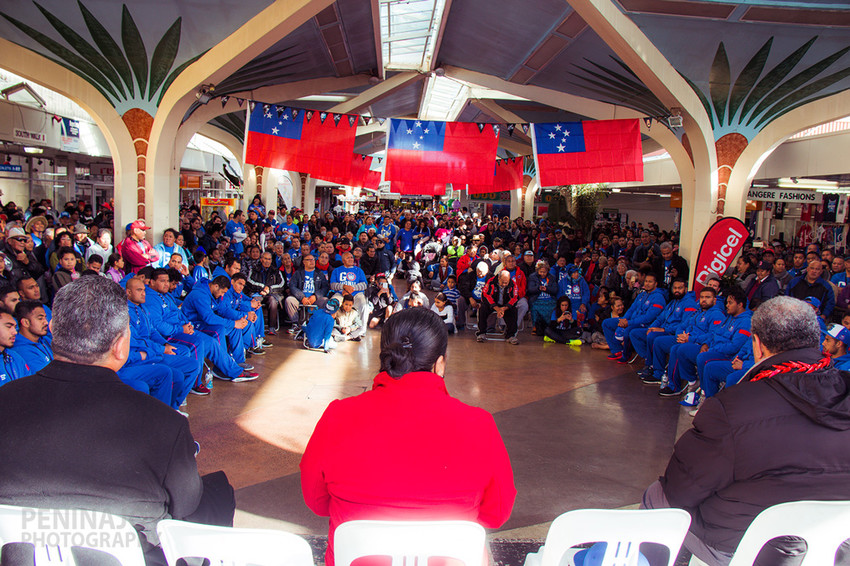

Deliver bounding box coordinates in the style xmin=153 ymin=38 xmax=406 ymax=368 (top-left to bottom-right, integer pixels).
xmin=643 ymin=295 xmax=850 ymax=565
xmin=247 ymin=251 xmax=286 ymax=333
xmin=651 ymin=242 xmax=689 ymax=289
xmin=0 ymin=275 xmax=234 ymax=566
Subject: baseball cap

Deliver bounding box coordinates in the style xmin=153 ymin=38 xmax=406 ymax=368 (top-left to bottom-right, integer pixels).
xmin=523 ymin=250 xmax=534 ymax=257
xmin=805 ymin=296 xmax=821 ymax=309
xmin=130 ymin=219 xmax=151 ymax=231
xmin=324 ymin=298 xmax=340 ymax=314
xmin=7 ymin=227 xmax=25 ymax=239
xmin=827 ymin=324 xmax=850 ymax=346
xmin=756 ymin=261 xmax=771 ymax=271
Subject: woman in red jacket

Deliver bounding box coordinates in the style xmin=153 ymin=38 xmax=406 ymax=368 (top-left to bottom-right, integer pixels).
xmin=300 ymin=307 xmax=516 ymax=566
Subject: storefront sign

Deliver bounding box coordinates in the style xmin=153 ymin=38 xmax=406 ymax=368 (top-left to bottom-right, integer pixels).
xmin=747 ymin=187 xmax=822 ymax=204
xmin=200 ymin=198 xmax=236 ymax=207
xmin=694 ymin=217 xmax=748 ymax=292
xmin=13 ymin=128 xmax=46 ymax=144
xmin=0 ymin=164 xmax=22 ymax=173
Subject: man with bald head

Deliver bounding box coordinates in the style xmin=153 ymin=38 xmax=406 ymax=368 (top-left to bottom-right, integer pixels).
xmin=329 ymin=251 xmax=369 ymax=323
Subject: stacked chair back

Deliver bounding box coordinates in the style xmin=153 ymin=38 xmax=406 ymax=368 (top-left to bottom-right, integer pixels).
xmin=334 ymin=520 xmax=486 ymax=566
xmin=523 ymin=509 xmax=691 ymax=566
xmin=156 ymin=520 xmax=314 ymax=566
xmin=727 ymin=500 xmax=850 ymax=566
xmin=0 ymin=504 xmax=145 ymax=566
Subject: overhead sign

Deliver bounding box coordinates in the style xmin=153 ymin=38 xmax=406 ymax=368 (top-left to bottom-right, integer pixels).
xmin=694 ymin=217 xmax=748 ymax=292
xmin=0 ymin=164 xmax=22 ymax=173
xmin=747 ymin=187 xmax=822 ymax=204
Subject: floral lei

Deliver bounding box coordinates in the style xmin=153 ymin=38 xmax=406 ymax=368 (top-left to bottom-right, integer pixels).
xmin=750 ymin=357 xmax=831 ymax=382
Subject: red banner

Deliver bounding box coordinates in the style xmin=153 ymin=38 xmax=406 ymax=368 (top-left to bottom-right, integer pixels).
xmin=693 ymin=217 xmax=748 ymax=292
xmin=467 ymin=157 xmax=524 ymax=195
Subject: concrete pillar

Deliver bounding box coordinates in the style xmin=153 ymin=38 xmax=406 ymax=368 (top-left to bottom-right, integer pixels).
xmin=303 ymin=176 xmax=317 ymax=216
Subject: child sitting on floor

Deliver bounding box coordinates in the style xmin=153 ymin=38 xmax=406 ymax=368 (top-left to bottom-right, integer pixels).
xmin=430 ymin=292 xmax=456 ymax=334
xmin=333 ymin=294 xmax=365 ymax=342
xmin=304 ymin=298 xmax=339 ymax=352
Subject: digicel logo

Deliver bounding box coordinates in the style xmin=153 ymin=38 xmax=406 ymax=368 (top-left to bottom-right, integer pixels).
xmin=695 ymin=220 xmax=747 ymax=288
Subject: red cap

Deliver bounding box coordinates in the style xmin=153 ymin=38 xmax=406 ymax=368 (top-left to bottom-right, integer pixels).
xmin=130 ymin=219 xmax=151 ymax=231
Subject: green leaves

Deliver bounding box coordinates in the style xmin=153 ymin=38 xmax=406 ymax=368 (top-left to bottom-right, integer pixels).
xmin=686 ymin=36 xmax=850 ymax=131
xmin=148 ymin=18 xmax=181 ymax=100
xmin=0 ymin=1 xmax=196 ymax=110
xmin=121 ymin=5 xmax=148 ymax=98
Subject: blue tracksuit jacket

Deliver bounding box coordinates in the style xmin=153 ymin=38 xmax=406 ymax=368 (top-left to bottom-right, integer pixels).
xmin=182 ymin=284 xmax=236 ymax=331
xmin=705 ymin=310 xmax=753 ymax=357
xmin=0 ymin=349 xmax=29 ymax=386
xmin=655 ymin=295 xmax=698 ymax=333
xmin=10 ymin=334 xmax=52 ymax=374
xmin=678 ymin=305 xmax=726 ymax=345
xmin=624 ymin=288 xmax=667 ymax=327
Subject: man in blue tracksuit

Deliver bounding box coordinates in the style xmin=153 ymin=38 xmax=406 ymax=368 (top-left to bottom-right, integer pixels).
xmin=646 ymin=286 xmax=725 ymax=385
xmin=662 ymin=286 xmax=752 ymax=399
xmin=181 ymin=276 xmax=257 ymax=382
xmin=11 ymin=301 xmax=52 ymax=374
xmin=603 ymin=272 xmax=666 ymax=362
xmin=633 ymin=279 xmax=694 ymax=377
xmin=124 ymin=277 xmax=197 ymax=409
xmin=0 ymin=309 xmax=30 ymax=387
xmin=213 ymin=259 xmax=267 ymax=352
xmin=329 ymin=251 xmax=369 ymax=322
xmin=142 ymin=268 xmax=237 ymax=394
xmin=701 ymin=337 xmax=754 ymax=399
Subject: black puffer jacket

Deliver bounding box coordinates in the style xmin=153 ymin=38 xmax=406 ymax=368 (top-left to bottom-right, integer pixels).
xmin=661 ymin=347 xmax=850 ymax=554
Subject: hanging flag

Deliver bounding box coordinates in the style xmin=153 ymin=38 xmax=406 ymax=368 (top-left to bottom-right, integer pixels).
xmin=392 ymin=180 xmax=446 ymax=196
xmin=320 ymin=153 xmax=381 ymax=190
xmin=531 ymin=119 xmax=642 ymax=187
xmin=244 ymin=104 xmax=357 ymax=181
xmin=385 ymin=119 xmax=499 ymax=186
xmin=467 ymin=157 xmax=524 ymax=195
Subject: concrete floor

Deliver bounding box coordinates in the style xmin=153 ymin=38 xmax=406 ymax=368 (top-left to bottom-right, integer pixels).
xmin=186 ymin=323 xmax=695 ymax=553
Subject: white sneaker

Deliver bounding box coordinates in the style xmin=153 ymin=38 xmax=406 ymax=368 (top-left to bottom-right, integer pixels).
xmin=177 ymin=409 xmax=189 ymax=418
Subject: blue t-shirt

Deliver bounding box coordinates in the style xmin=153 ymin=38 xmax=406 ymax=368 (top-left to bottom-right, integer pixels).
xmin=303 ymin=271 xmax=316 ymax=296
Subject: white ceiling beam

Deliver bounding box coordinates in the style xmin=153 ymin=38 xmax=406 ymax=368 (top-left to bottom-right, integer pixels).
xmin=330 ymin=71 xmax=423 ymax=114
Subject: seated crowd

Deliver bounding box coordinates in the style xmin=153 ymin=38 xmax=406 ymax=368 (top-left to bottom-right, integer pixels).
xmin=0 ymin=196 xmax=848 ymax=566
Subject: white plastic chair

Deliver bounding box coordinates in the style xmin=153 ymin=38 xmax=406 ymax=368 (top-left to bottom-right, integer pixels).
xmin=727 ymin=500 xmax=850 ymax=566
xmin=0 ymin=504 xmax=145 ymax=566
xmin=333 ymin=520 xmax=486 ymax=566
xmin=156 ymin=520 xmax=314 ymax=566
xmin=523 ymin=509 xmax=692 ymax=566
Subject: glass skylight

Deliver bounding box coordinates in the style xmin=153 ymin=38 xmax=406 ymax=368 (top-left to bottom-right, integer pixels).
xmin=380 ymin=0 xmax=447 ymax=71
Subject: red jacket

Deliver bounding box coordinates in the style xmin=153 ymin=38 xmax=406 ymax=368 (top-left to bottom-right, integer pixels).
xmin=300 ymin=371 xmax=516 ymax=566
xmin=119 ymin=236 xmax=159 ymax=273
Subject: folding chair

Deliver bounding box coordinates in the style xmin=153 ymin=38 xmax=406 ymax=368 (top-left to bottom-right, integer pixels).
xmin=334 ymin=520 xmax=486 ymax=566
xmin=157 ymin=520 xmax=314 ymax=566
xmin=524 ymin=508 xmax=691 ymax=566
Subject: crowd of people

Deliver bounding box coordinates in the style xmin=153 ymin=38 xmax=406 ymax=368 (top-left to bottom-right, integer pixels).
xmin=0 ymin=194 xmax=847 ymax=565
xmin=0 ymin=195 xmax=850 ymax=415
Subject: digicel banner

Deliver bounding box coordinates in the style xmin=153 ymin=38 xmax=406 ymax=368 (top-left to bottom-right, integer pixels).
xmin=693 ymin=217 xmax=748 ymax=292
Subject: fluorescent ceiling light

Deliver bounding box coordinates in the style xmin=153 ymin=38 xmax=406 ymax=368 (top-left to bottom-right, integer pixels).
xmin=611 ymin=188 xmax=621 ymax=193
xmin=23 ymin=147 xmax=43 ymax=154
xmin=296 ymin=95 xmax=351 ymax=102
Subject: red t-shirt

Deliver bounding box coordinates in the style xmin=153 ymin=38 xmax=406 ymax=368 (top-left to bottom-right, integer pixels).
xmin=300 ymin=371 xmax=516 ymax=566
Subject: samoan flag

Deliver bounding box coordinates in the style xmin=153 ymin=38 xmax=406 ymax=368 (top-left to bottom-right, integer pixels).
xmin=244 ymin=105 xmax=357 ymax=181
xmin=385 ymin=119 xmax=499 ymax=186
xmin=531 ymin=119 xmax=642 ymax=187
